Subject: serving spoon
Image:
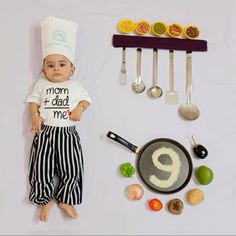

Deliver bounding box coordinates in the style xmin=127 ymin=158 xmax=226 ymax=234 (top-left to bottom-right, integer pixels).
xmin=148 ymin=48 xmax=163 ymax=98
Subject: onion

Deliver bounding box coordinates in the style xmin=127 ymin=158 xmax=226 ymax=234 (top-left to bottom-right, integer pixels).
xmin=126 ymin=184 xmax=144 ymax=200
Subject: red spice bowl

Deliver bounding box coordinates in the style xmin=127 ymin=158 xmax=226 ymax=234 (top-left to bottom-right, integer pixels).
xmin=135 ymin=20 xmax=151 ymax=35
xmin=167 ymin=23 xmax=183 ymax=38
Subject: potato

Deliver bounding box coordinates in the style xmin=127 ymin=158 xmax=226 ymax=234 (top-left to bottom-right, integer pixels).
xmin=187 ymin=188 xmax=204 ymax=205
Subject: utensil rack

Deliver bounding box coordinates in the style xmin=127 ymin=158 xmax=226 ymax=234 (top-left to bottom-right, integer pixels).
xmin=112 ymin=34 xmax=207 ymax=52
xmin=113 ymin=34 xmax=208 ymax=121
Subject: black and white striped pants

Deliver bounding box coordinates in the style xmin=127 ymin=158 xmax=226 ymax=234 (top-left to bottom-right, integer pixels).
xmin=29 ymin=125 xmax=84 ymax=206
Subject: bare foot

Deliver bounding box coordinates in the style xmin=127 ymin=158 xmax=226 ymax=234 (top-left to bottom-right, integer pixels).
xmin=58 ymin=202 xmax=78 ymax=219
xmin=39 ymin=201 xmax=54 ymax=222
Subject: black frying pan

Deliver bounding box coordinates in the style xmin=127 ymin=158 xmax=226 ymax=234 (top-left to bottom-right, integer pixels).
xmin=107 ymin=131 xmax=193 ymax=194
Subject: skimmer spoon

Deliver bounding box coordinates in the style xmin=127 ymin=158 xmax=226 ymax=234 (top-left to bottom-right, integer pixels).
xmin=132 ymin=48 xmax=146 ymax=93
xmin=178 ymin=52 xmax=200 ymax=120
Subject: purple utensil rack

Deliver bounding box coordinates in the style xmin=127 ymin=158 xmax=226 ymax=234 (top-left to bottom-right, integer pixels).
xmin=112 ymin=34 xmax=207 ymax=52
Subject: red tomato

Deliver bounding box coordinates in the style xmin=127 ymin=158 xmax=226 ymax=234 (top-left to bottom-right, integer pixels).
xmin=149 ymin=198 xmax=163 ymax=211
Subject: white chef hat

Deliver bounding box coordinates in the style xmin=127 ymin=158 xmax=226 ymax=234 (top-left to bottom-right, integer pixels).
xmin=40 ymin=15 xmax=78 ymax=63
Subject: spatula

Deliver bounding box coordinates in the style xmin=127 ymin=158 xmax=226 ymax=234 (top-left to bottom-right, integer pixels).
xmin=165 ymin=50 xmax=178 ymax=104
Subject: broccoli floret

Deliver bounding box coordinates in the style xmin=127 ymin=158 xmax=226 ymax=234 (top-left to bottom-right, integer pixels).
xmin=120 ymin=162 xmax=135 ymax=178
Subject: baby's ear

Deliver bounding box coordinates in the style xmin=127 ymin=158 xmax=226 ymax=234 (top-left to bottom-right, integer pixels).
xmin=71 ymin=66 xmax=75 ymax=76
xmin=42 ymin=69 xmax=46 ymax=76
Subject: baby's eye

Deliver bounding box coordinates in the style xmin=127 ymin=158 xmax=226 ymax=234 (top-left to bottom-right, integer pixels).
xmin=47 ymin=64 xmax=54 ymax=68
xmin=60 ymin=63 xmax=66 ymax=67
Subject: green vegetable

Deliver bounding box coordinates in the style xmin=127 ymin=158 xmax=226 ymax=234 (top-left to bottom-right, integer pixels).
xmin=120 ymin=162 xmax=135 ymax=178
xmin=196 ymin=165 xmax=214 ymax=185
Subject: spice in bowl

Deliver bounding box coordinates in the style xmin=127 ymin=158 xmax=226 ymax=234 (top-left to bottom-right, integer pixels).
xmin=118 ymin=19 xmax=135 ymax=34
xmin=167 ymin=23 xmax=183 ymax=38
xmin=135 ymin=20 xmax=151 ymax=35
xmin=152 ymin=21 xmax=167 ymax=36
xmin=184 ymin=25 xmax=200 ymax=39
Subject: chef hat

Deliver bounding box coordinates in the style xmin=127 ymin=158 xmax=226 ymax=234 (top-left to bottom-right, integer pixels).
xmin=40 ymin=15 xmax=78 ymax=63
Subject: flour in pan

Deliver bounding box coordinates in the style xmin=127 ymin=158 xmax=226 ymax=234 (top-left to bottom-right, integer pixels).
xmin=149 ymin=147 xmax=181 ymax=188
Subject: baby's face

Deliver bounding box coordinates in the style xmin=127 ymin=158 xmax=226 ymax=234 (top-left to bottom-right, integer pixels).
xmin=42 ymin=54 xmax=75 ymax=83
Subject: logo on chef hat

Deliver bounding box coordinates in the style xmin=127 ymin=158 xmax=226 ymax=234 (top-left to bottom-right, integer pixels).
xmin=53 ymin=30 xmax=67 ymax=43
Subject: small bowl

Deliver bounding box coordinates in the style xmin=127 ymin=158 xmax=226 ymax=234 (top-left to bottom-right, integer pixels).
xmin=184 ymin=25 xmax=200 ymax=39
xmin=152 ymin=21 xmax=167 ymax=36
xmin=135 ymin=20 xmax=151 ymax=35
xmin=167 ymin=23 xmax=183 ymax=38
xmin=118 ymin=18 xmax=135 ymax=34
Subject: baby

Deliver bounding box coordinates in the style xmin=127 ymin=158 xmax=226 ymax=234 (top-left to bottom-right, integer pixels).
xmin=27 ymin=16 xmax=91 ymax=222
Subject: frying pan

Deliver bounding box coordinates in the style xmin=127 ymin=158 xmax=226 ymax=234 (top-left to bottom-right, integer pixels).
xmin=107 ymin=131 xmax=193 ymax=194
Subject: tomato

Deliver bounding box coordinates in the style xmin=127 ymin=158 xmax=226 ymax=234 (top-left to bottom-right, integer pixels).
xmin=149 ymin=198 xmax=163 ymax=211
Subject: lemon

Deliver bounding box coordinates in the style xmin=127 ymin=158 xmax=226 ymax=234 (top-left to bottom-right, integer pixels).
xmin=196 ymin=165 xmax=214 ymax=185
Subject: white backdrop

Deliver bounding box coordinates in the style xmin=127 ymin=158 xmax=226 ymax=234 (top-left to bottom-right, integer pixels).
xmin=1 ymin=0 xmax=236 ymax=235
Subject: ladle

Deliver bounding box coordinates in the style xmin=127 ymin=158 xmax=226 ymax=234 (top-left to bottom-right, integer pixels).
xmin=132 ymin=48 xmax=146 ymax=93
xmin=178 ymin=52 xmax=200 ymax=120
xmin=148 ymin=48 xmax=163 ymax=98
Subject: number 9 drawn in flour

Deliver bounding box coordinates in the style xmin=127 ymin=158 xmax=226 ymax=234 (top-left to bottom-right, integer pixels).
xmin=149 ymin=147 xmax=181 ymax=188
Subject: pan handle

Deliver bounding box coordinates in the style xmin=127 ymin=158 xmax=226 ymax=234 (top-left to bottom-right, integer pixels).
xmin=106 ymin=131 xmax=138 ymax=153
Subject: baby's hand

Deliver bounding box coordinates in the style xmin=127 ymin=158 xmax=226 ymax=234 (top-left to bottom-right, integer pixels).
xmin=69 ymin=106 xmax=84 ymax=121
xmin=30 ymin=115 xmax=44 ymax=134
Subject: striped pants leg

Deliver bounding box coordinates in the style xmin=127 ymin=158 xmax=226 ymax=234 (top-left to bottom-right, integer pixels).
xmin=29 ymin=125 xmax=84 ymax=205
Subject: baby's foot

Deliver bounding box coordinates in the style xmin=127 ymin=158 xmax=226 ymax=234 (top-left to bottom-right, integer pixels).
xmin=39 ymin=201 xmax=54 ymax=222
xmin=58 ymin=202 xmax=78 ymax=219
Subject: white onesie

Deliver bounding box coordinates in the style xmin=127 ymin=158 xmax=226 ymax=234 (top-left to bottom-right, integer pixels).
xmin=27 ymin=77 xmax=91 ymax=127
